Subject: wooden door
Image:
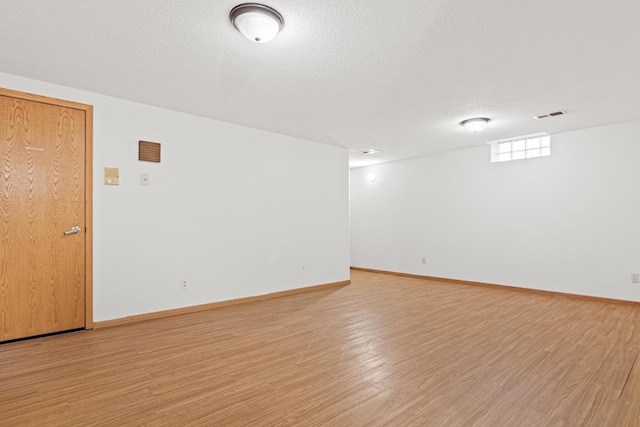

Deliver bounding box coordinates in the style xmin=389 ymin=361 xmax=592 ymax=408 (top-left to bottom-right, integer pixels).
xmin=0 ymin=89 xmax=92 ymax=342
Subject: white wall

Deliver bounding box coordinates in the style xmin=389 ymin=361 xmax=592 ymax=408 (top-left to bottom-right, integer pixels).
xmin=0 ymin=72 xmax=350 ymax=321
xmin=351 ymin=120 xmax=640 ymax=301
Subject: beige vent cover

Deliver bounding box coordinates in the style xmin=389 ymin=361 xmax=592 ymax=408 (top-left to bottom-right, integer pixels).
xmin=139 ymin=140 xmax=161 ymax=163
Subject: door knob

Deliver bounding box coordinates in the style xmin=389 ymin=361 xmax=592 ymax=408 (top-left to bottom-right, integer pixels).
xmin=63 ymin=226 xmax=82 ymax=235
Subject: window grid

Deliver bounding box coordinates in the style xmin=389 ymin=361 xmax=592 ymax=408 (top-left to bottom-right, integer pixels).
xmin=490 ymin=134 xmax=550 ymax=163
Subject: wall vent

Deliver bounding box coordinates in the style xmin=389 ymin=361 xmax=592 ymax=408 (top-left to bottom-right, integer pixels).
xmin=139 ymin=140 xmax=161 ymax=163
xmin=534 ymin=111 xmax=565 ymax=120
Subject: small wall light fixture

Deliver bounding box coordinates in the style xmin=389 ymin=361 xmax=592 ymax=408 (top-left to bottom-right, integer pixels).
xmin=460 ymin=117 xmax=490 ymax=133
xmin=230 ymin=3 xmax=284 ymax=43
xmin=367 ymin=172 xmax=377 ymax=182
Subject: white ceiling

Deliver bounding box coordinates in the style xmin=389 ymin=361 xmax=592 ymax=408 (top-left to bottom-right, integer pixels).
xmin=1 ymin=1 xmax=639 ymax=167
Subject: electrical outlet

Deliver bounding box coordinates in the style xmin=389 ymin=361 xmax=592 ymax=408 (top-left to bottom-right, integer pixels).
xmin=180 ymin=279 xmax=188 ymax=290
xmin=301 ymin=265 xmax=306 ymax=273
xmin=421 ymin=257 xmax=426 ymax=265
xmin=632 ymin=273 xmax=639 ymax=284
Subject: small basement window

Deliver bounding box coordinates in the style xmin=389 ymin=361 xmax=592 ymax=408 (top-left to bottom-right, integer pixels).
xmin=489 ymin=133 xmax=550 ymax=163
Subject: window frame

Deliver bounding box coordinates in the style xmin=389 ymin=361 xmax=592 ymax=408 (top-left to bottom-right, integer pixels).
xmin=488 ymin=133 xmax=551 ymax=163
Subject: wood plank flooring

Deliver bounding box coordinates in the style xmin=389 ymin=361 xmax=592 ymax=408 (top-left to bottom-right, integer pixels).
xmin=1 ymin=270 xmax=640 ymax=426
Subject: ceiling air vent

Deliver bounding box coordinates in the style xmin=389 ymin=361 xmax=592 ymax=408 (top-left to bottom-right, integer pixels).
xmin=534 ymin=110 xmax=565 ymax=120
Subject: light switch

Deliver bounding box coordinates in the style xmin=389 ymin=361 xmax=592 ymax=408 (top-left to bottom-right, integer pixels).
xmin=140 ymin=174 xmax=150 ymax=185
xmin=104 ymin=167 xmax=119 ymax=186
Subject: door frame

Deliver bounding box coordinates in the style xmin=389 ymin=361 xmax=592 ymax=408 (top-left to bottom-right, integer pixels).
xmin=0 ymin=87 xmax=93 ymax=329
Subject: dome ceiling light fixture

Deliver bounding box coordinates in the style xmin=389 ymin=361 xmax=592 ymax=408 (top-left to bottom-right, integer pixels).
xmin=460 ymin=117 xmax=490 ymax=133
xmin=229 ymin=3 xmax=284 ymax=43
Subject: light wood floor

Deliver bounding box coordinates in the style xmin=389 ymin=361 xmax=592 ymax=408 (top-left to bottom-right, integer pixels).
xmin=2 ymin=270 xmax=640 ymax=426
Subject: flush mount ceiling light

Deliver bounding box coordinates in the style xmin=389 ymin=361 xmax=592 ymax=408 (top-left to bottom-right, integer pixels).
xmin=460 ymin=117 xmax=490 ymax=133
xmin=230 ymin=3 xmax=284 ymax=43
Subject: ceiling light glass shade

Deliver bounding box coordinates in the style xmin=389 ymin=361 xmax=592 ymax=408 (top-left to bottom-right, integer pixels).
xmin=367 ymin=173 xmax=377 ymax=182
xmin=230 ymin=4 xmax=284 ymax=43
xmin=461 ymin=117 xmax=490 ymax=133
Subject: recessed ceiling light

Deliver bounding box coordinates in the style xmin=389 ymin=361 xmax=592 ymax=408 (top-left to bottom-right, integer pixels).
xmin=460 ymin=117 xmax=490 ymax=133
xmin=229 ymin=4 xmax=284 ymax=43
xmin=362 ymin=149 xmax=379 ymax=155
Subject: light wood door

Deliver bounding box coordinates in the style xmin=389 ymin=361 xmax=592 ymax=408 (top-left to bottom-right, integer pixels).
xmin=0 ymin=93 xmax=87 ymax=341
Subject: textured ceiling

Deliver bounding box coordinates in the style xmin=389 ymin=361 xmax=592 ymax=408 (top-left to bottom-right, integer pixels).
xmin=1 ymin=1 xmax=639 ymax=167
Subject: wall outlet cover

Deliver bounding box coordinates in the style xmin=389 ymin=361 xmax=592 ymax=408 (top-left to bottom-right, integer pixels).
xmin=104 ymin=167 xmax=119 ymax=186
